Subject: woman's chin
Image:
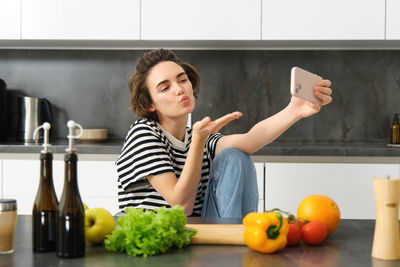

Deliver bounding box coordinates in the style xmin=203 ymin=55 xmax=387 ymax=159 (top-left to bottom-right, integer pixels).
xmin=185 ymin=104 xmax=195 ymax=114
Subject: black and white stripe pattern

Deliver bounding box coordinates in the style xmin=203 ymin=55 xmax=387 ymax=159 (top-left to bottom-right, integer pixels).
xmin=116 ymin=118 xmax=222 ymax=216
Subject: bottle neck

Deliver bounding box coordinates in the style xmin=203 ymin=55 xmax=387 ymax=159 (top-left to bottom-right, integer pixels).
xmin=40 ymin=152 xmax=53 ymax=185
xmin=64 ymin=152 xmax=78 ymax=189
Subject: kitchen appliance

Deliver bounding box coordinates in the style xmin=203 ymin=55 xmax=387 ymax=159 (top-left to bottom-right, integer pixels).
xmin=0 ymin=79 xmax=7 ymax=141
xmin=17 ymin=96 xmax=53 ymax=143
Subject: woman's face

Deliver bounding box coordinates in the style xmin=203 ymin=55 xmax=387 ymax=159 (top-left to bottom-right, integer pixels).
xmin=146 ymin=61 xmax=195 ymax=122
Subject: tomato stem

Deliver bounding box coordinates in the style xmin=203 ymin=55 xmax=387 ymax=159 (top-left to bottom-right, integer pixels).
xmin=267 ymin=208 xmax=309 ymax=224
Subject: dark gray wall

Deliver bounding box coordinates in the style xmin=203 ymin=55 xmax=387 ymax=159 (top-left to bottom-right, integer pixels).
xmin=1 ymin=50 xmax=399 ymax=143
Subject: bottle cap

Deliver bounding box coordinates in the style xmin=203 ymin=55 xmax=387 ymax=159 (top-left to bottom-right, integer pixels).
xmin=394 ymin=114 xmax=400 ymax=123
xmin=33 ymin=122 xmax=52 ymax=153
xmin=66 ymin=120 xmax=83 ymax=153
xmin=0 ymin=199 xmax=17 ymax=212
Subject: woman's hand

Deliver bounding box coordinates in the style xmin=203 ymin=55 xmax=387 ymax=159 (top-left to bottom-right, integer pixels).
xmin=192 ymin=111 xmax=243 ymax=141
xmin=290 ymin=79 xmax=332 ymax=119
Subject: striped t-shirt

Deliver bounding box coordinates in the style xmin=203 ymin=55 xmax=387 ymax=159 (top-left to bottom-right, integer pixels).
xmin=116 ymin=118 xmax=222 ymax=216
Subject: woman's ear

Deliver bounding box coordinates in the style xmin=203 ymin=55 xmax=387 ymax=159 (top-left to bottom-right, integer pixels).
xmin=148 ymin=103 xmax=156 ymax=112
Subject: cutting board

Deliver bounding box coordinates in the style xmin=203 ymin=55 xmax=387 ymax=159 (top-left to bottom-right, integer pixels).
xmin=186 ymin=224 xmax=245 ymax=245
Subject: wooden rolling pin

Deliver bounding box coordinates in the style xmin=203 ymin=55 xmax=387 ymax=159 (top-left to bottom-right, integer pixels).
xmin=186 ymin=224 xmax=245 ymax=245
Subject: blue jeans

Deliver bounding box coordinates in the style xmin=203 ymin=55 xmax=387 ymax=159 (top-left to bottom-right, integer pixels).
xmin=201 ymin=148 xmax=259 ymax=218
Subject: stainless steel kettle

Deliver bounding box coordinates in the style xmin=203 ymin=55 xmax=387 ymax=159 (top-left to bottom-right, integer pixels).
xmin=17 ymin=96 xmax=53 ymax=143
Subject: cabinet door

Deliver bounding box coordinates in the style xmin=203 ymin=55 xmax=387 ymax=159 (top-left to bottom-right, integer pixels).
xmin=74 ymin=160 xmax=119 ymax=215
xmin=386 ymin=0 xmax=400 ymax=39
xmin=3 ymin=160 xmax=45 ymax=214
xmin=141 ymin=0 xmax=261 ymax=40
xmin=21 ymin=0 xmax=140 ymax=40
xmin=0 ymin=0 xmax=21 ymax=39
xmin=265 ymin=163 xmax=399 ymax=219
xmin=2 ymin=159 xmax=119 ymax=215
xmin=262 ymin=0 xmax=385 ymax=40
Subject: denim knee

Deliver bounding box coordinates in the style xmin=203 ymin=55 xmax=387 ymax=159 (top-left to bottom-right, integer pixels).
xmin=215 ymin=147 xmax=253 ymax=168
xmin=213 ymin=147 xmax=257 ymax=186
xmin=208 ymin=147 xmax=259 ymax=217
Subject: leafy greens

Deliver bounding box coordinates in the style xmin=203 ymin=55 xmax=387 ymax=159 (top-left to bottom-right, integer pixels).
xmin=104 ymin=206 xmax=196 ymax=257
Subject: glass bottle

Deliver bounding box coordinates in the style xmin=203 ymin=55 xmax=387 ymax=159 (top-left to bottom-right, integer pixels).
xmin=56 ymin=120 xmax=85 ymax=258
xmin=0 ymin=199 xmax=18 ymax=254
xmin=390 ymin=114 xmax=400 ymax=144
xmin=32 ymin=122 xmax=58 ymax=252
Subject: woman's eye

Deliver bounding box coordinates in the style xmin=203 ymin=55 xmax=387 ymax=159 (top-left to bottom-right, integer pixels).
xmin=180 ymin=79 xmax=188 ymax=83
xmin=160 ymin=86 xmax=169 ymax=92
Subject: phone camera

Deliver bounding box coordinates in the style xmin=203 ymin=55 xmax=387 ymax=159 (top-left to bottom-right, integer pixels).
xmin=296 ymin=83 xmax=302 ymax=93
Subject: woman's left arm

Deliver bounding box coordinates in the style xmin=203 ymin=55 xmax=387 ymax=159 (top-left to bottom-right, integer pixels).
xmin=216 ymin=80 xmax=332 ymax=155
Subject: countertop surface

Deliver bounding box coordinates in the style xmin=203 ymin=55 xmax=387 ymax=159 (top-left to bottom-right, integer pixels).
xmin=0 ymin=139 xmax=125 ymax=155
xmin=2 ymin=139 xmax=400 ymax=158
xmin=0 ymin=216 xmax=398 ymax=267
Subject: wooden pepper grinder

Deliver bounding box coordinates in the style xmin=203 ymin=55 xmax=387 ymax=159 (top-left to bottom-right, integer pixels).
xmin=372 ymin=177 xmax=400 ymax=260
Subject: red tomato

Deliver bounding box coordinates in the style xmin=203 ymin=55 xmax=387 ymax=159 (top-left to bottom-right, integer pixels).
xmin=287 ymin=223 xmax=302 ymax=245
xmin=296 ymin=220 xmax=305 ymax=229
xmin=288 ymin=218 xmax=305 ymax=229
xmin=301 ymin=220 xmax=328 ymax=245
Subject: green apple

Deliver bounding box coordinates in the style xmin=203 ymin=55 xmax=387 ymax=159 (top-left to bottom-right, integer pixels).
xmin=85 ymin=207 xmax=116 ymax=244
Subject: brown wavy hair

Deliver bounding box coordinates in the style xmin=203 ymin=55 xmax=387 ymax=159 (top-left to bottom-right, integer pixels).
xmin=128 ymin=49 xmax=200 ymax=122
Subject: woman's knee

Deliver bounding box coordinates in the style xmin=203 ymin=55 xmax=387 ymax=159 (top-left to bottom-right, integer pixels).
xmin=213 ymin=148 xmax=257 ymax=182
xmin=211 ymin=148 xmax=259 ymax=214
xmin=216 ymin=147 xmax=253 ymax=166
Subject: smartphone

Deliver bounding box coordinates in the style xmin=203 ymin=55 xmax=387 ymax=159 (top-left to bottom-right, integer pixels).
xmin=290 ymin=67 xmax=322 ymax=104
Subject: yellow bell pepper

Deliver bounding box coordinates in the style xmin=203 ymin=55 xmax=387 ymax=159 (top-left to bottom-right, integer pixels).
xmin=243 ymin=211 xmax=289 ymax=254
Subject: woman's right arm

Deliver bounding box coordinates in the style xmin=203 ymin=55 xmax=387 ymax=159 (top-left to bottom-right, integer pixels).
xmin=147 ymin=113 xmax=242 ymax=216
xmin=147 ymin=135 xmax=206 ymax=216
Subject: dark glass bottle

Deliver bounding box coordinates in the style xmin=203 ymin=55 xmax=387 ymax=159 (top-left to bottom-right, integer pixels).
xmin=32 ymin=152 xmax=58 ymax=252
xmin=390 ymin=114 xmax=400 ymax=144
xmin=56 ymin=152 xmax=85 ymax=258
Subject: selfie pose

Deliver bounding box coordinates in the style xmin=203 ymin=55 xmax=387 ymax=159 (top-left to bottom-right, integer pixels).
xmin=116 ymin=49 xmax=332 ymax=217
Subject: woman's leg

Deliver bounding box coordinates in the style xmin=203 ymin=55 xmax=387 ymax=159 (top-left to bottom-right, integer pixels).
xmin=201 ymin=147 xmax=259 ymax=218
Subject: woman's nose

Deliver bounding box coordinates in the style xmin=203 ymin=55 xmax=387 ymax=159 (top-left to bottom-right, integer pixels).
xmin=175 ymin=83 xmax=184 ymax=95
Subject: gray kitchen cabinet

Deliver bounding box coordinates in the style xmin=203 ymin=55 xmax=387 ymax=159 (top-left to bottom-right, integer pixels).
xmin=262 ymin=0 xmax=385 ymax=40
xmin=141 ymin=0 xmax=261 ymax=40
xmin=386 ymin=0 xmax=400 ymax=39
xmin=264 ymin=162 xmax=400 ymax=220
xmin=0 ymin=0 xmax=20 ymax=39
xmin=21 ymin=0 xmax=140 ymax=40
xmin=2 ymin=159 xmax=119 ymax=215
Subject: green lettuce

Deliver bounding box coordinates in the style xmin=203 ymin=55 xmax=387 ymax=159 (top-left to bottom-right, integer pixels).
xmin=104 ymin=206 xmax=196 ymax=257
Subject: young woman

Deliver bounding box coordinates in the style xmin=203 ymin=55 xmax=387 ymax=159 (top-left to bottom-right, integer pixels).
xmin=116 ymin=49 xmax=332 ymax=217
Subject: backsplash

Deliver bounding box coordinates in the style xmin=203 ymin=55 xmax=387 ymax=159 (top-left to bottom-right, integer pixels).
xmin=1 ymin=50 xmax=399 ymax=143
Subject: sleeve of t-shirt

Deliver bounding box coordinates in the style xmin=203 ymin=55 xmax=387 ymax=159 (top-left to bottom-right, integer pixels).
xmin=205 ymin=133 xmax=223 ymax=160
xmin=115 ymin=123 xmax=175 ymax=191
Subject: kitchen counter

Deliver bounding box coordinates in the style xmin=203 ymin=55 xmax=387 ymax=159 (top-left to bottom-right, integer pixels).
xmin=0 ymin=216 xmax=398 ymax=267
xmin=2 ymin=140 xmax=400 ymax=163
xmin=0 ymin=139 xmax=125 ymax=155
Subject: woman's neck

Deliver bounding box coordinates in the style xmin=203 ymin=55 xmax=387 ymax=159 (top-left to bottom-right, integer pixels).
xmin=158 ymin=116 xmax=188 ymax=142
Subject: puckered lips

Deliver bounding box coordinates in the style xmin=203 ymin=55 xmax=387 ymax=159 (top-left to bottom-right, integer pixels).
xmin=179 ymin=95 xmax=190 ymax=105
